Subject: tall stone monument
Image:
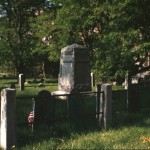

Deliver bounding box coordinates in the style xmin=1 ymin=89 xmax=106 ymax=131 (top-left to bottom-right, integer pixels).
xmin=58 ymin=43 xmax=91 ymax=92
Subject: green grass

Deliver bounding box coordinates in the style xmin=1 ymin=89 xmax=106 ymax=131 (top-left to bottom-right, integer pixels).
xmin=16 ymin=111 xmax=150 ymax=150
xmin=0 ymin=78 xmax=150 ymax=149
xmin=0 ymin=77 xmax=58 ymax=97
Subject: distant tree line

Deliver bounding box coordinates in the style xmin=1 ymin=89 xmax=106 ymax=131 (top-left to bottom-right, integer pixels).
xmin=0 ymin=0 xmax=150 ymax=83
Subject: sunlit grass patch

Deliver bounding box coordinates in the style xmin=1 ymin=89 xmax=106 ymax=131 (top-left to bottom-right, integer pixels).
xmin=56 ymin=125 xmax=150 ymax=149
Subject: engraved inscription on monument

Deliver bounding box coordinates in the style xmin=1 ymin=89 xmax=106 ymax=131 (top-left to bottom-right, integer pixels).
xmin=58 ymin=43 xmax=91 ymax=92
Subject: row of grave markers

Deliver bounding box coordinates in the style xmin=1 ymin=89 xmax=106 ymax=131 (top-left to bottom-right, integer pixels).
xmin=0 ymin=84 xmax=112 ymax=149
xmin=17 ymin=73 xmax=95 ymax=91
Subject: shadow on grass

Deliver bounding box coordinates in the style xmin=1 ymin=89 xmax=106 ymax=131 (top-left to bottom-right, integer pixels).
xmin=17 ymin=108 xmax=150 ymax=149
xmin=112 ymin=108 xmax=150 ymax=129
xmin=17 ymin=117 xmax=101 ymax=148
xmin=16 ymin=96 xmax=101 ymax=148
xmin=16 ymin=92 xmax=150 ymax=149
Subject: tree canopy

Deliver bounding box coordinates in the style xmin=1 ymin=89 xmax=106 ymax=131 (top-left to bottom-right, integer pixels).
xmin=0 ymin=0 xmax=150 ymax=82
xmin=54 ymin=0 xmax=150 ymax=82
xmin=96 ymin=0 xmax=150 ymax=82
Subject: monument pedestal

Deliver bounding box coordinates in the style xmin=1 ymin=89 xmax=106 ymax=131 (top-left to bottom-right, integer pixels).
xmin=51 ymin=91 xmax=69 ymax=100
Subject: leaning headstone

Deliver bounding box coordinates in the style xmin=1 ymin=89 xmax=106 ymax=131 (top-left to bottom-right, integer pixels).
xmin=58 ymin=43 xmax=91 ymax=93
xmin=33 ymin=90 xmax=54 ymax=124
xmin=0 ymin=88 xmax=16 ymax=149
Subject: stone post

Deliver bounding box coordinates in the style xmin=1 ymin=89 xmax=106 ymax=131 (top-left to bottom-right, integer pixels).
xmin=0 ymin=88 xmax=16 ymax=150
xmin=101 ymin=84 xmax=112 ymax=129
xmin=19 ymin=74 xmax=24 ymax=91
xmin=96 ymin=84 xmax=101 ymax=120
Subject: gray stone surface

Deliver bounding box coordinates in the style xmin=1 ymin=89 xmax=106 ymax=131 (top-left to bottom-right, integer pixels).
xmin=51 ymin=91 xmax=69 ymax=100
xmin=101 ymin=84 xmax=112 ymax=129
xmin=58 ymin=43 xmax=91 ymax=92
xmin=0 ymin=88 xmax=16 ymax=149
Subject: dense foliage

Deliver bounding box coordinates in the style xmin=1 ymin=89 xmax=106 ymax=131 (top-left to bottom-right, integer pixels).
xmin=0 ymin=0 xmax=150 ymax=82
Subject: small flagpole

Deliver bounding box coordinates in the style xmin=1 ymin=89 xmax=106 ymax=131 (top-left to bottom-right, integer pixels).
xmin=31 ymin=98 xmax=35 ymax=133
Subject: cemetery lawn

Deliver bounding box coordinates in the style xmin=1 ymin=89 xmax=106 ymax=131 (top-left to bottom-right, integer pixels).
xmin=0 ymin=77 xmax=150 ymax=149
xmin=16 ymin=110 xmax=150 ymax=150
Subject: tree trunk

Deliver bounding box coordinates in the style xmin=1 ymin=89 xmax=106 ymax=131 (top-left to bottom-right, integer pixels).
xmin=15 ymin=58 xmax=25 ymax=76
xmin=42 ymin=61 xmax=46 ymax=78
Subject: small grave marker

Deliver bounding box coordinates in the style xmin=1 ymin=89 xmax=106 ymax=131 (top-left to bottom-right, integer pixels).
xmin=33 ymin=90 xmax=55 ymax=124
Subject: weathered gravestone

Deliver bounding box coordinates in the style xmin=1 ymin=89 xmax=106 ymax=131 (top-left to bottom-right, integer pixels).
xmin=33 ymin=90 xmax=55 ymax=124
xmin=58 ymin=43 xmax=91 ymax=93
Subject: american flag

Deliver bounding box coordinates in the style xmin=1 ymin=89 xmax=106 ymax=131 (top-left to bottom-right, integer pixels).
xmin=28 ymin=98 xmax=35 ymax=124
xmin=28 ymin=111 xmax=34 ymax=123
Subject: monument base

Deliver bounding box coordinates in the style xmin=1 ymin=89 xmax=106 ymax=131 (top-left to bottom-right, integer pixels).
xmin=51 ymin=91 xmax=69 ymax=100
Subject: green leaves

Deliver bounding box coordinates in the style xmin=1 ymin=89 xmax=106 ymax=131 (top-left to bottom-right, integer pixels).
xmin=0 ymin=0 xmax=150 ymax=80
